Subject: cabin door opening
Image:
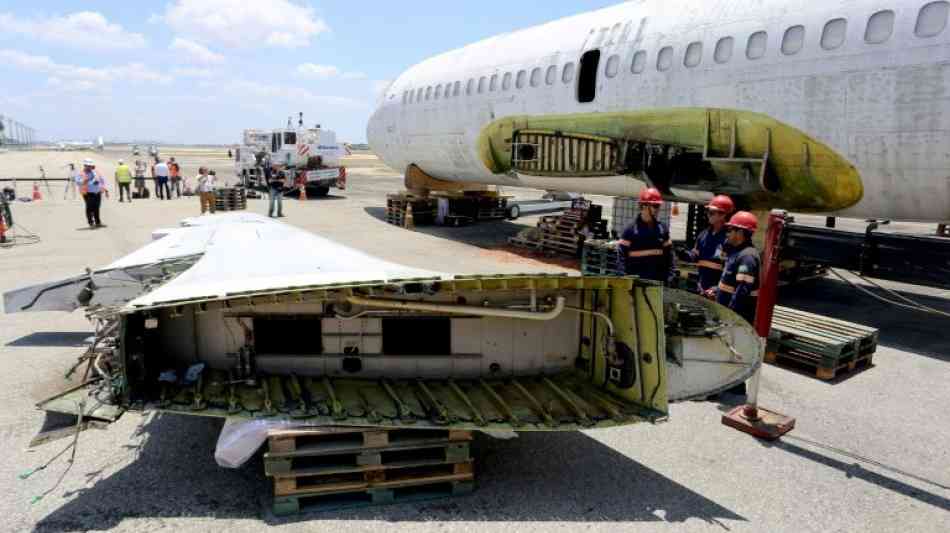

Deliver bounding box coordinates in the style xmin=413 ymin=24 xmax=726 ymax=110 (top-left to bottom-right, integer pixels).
xmin=578 ymin=50 xmax=600 ymax=103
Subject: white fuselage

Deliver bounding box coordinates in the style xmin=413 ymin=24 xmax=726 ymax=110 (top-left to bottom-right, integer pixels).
xmin=368 ymin=0 xmax=950 ymax=222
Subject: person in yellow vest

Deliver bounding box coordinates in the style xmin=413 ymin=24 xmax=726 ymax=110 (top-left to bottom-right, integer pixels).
xmin=115 ymin=159 xmax=133 ymax=203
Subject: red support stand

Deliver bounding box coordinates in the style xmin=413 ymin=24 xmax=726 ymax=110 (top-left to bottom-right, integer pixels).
xmin=722 ymin=209 xmax=796 ymax=440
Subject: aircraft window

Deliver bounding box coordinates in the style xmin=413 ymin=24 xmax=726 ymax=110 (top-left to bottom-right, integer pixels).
xmin=435 ymin=84 xmax=442 ymax=99
xmin=466 ymin=79 xmax=474 ymax=95
xmin=478 ymin=76 xmax=486 ymax=93
xmin=746 ymin=31 xmax=768 ymax=60
xmin=416 ymin=88 xmax=423 ymax=101
xmin=284 ymin=132 xmax=296 ymax=145
xmin=821 ymin=18 xmax=848 ymax=50
xmin=631 ymin=50 xmax=647 ymax=73
xmin=546 ymin=65 xmax=557 ymax=84
xmin=402 ymin=91 xmax=407 ymax=104
xmin=714 ymin=37 xmax=734 ymax=63
xmin=578 ymin=49 xmax=601 ymax=102
xmin=453 ymin=81 xmax=461 ymax=96
xmin=490 ymin=74 xmax=498 ymax=91
xmin=562 ymin=62 xmax=575 ymax=83
xmin=782 ymin=25 xmax=805 ymax=55
xmin=530 ymin=67 xmax=542 ymax=87
xmin=425 ymin=86 xmax=432 ymax=100
xmin=605 ymin=54 xmax=620 ymax=77
xmin=517 ymin=70 xmax=527 ymax=89
xmin=684 ymin=42 xmax=702 ymax=67
xmin=503 ymin=72 xmax=512 ymax=90
xmin=917 ymin=2 xmax=949 ymax=37
xmin=865 ymin=10 xmax=895 ymax=44
xmin=657 ymin=46 xmax=673 ymax=71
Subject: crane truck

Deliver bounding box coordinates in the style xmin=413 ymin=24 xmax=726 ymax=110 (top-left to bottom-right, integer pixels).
xmin=235 ymin=113 xmax=347 ymax=197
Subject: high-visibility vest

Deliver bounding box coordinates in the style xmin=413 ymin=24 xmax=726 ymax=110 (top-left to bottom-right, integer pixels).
xmin=115 ymin=164 xmax=132 ymax=183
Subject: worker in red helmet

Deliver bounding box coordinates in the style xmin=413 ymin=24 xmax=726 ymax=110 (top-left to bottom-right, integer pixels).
xmin=716 ymin=211 xmax=760 ymax=325
xmin=618 ymin=187 xmax=675 ymax=284
xmin=684 ymin=195 xmax=736 ymax=297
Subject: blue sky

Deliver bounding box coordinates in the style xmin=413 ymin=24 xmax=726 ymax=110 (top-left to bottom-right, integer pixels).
xmin=0 ymin=1 xmax=619 ymax=144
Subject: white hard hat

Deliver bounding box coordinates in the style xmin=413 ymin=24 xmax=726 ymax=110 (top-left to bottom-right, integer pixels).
xmin=118 ymin=159 xmax=124 ymax=164
xmin=82 ymin=158 xmax=95 ymax=166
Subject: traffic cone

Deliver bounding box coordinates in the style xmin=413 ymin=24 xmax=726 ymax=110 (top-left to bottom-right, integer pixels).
xmin=299 ymin=184 xmax=307 ymax=201
xmin=672 ymin=202 xmax=680 ymax=216
xmin=404 ymin=202 xmax=415 ymax=230
xmin=32 ymin=183 xmax=42 ymax=201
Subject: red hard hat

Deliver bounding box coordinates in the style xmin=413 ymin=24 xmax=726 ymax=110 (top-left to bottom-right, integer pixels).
xmin=706 ymin=194 xmax=735 ymax=213
xmin=727 ymin=211 xmax=758 ymax=233
xmin=638 ymin=187 xmax=663 ymax=205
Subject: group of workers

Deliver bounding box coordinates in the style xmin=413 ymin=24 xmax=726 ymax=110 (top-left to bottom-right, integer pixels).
xmin=65 ymin=157 xmax=221 ymax=228
xmin=619 ymin=187 xmax=761 ymax=326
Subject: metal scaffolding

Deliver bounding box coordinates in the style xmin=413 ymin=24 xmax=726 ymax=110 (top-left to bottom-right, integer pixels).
xmin=0 ymin=114 xmax=36 ymax=148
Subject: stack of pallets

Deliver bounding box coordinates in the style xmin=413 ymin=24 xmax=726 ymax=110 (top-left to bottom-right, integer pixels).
xmin=385 ymin=194 xmax=436 ymax=227
xmin=266 ymin=427 xmax=475 ymax=516
xmin=766 ymin=306 xmax=879 ymax=380
xmin=510 ymin=203 xmax=609 ymax=258
xmin=214 ymin=188 xmax=247 ymax=211
xmin=581 ymin=239 xmax=623 ymax=276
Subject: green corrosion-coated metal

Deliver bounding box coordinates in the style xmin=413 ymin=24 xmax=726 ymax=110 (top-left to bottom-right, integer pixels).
xmin=477 ymin=108 xmax=863 ymax=212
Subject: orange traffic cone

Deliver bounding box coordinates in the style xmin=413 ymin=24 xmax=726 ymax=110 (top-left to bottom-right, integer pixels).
xmin=299 ymin=184 xmax=307 ymax=201
xmin=32 ymin=183 xmax=42 ymax=201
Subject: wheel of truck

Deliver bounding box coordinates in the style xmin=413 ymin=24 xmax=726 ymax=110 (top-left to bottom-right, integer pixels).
xmin=507 ymin=204 xmax=521 ymax=220
xmin=309 ymin=185 xmax=330 ymax=197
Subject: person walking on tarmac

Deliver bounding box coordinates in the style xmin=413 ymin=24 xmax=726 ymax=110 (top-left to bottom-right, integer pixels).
xmin=683 ymin=195 xmax=735 ymax=297
xmin=79 ymin=159 xmax=108 ymax=228
xmin=618 ymin=187 xmax=675 ymax=284
xmin=115 ymin=159 xmax=133 ymax=202
xmin=716 ymin=211 xmax=760 ymax=324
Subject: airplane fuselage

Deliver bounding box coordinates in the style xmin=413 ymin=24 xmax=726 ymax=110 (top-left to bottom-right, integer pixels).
xmin=368 ymin=0 xmax=950 ymax=222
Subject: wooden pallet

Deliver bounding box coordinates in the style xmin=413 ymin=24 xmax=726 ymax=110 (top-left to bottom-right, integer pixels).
xmin=769 ymin=306 xmax=878 ymax=367
xmin=765 ymin=349 xmax=874 ymax=381
xmin=265 ymin=428 xmax=472 ymax=476
xmin=268 ymin=427 xmax=472 ymax=455
xmin=272 ymin=480 xmax=474 ymax=516
xmin=274 ymin=460 xmax=474 ymax=497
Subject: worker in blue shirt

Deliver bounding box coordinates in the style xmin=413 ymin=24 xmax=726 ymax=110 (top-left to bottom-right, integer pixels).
xmin=716 ymin=211 xmax=760 ymax=325
xmin=685 ymin=195 xmax=735 ymax=297
xmin=618 ymin=187 xmax=675 ymax=284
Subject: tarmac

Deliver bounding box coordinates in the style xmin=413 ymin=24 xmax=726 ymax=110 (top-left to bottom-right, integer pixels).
xmin=1 ymin=147 xmax=949 ymax=532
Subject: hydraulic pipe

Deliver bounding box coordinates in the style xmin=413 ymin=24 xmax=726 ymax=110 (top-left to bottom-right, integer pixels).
xmin=346 ymin=295 xmax=566 ymax=321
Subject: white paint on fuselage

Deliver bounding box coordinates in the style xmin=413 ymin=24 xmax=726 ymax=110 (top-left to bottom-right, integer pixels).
xmin=368 ymin=0 xmax=950 ymax=222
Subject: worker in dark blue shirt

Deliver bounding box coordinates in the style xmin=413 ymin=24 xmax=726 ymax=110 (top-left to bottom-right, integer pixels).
xmin=618 ymin=187 xmax=675 ymax=284
xmin=716 ymin=211 xmax=760 ymax=325
xmin=686 ymin=195 xmax=735 ymax=297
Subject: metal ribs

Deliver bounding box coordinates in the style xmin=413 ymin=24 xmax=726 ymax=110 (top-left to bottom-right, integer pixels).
xmin=513 ymin=130 xmax=618 ymax=177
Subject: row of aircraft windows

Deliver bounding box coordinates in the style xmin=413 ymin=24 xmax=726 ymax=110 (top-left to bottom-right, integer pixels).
xmin=401 ymin=2 xmax=950 ymax=105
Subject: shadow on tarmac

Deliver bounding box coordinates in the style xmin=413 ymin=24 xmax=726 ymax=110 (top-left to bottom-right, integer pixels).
xmin=760 ymin=435 xmax=950 ymax=512
xmin=6 ymin=332 xmax=90 ymax=348
xmin=34 ymin=416 xmax=745 ymax=530
xmin=777 ymin=277 xmax=950 ymax=362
